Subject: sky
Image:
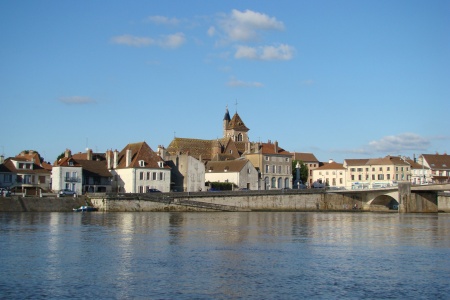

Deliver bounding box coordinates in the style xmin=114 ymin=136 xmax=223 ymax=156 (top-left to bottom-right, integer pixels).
xmin=1 ymin=1 xmax=449 ymax=164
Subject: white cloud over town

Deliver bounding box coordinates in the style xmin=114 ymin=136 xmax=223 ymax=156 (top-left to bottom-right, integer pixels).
xmin=145 ymin=15 xmax=180 ymax=26
xmin=234 ymin=44 xmax=294 ymax=61
xmin=217 ymin=9 xmax=284 ymax=42
xmin=111 ymin=33 xmax=186 ymax=48
xmin=59 ymin=96 xmax=96 ymax=105
xmin=227 ymin=77 xmax=263 ymax=88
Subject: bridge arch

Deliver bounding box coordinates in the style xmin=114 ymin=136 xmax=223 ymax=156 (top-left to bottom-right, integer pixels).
xmin=366 ymin=190 xmax=399 ymax=211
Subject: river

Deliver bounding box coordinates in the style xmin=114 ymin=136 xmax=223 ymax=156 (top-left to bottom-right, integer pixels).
xmin=1 ymin=212 xmax=449 ymax=299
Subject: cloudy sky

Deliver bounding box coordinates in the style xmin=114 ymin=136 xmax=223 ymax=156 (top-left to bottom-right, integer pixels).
xmin=1 ymin=1 xmax=449 ymax=163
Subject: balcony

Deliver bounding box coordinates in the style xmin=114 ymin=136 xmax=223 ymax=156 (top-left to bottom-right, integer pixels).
xmin=65 ymin=177 xmax=81 ymax=183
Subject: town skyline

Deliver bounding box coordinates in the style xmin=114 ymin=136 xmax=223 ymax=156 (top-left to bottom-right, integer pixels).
xmin=1 ymin=1 xmax=449 ymax=163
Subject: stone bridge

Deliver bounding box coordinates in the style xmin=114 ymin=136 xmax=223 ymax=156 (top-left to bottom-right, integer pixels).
xmin=336 ymin=182 xmax=450 ymax=213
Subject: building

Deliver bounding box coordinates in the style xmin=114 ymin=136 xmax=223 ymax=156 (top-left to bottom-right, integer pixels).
xmin=311 ymin=159 xmax=346 ymax=188
xmin=205 ymin=159 xmax=258 ymax=190
xmin=0 ymin=151 xmax=52 ymax=193
xmin=161 ymin=149 xmax=206 ymax=192
xmin=406 ymin=157 xmax=431 ymax=185
xmin=344 ymin=155 xmax=410 ymax=189
xmin=52 ymin=149 xmax=113 ymax=194
xmin=418 ymin=153 xmax=450 ymax=184
xmin=245 ymin=140 xmax=292 ymax=190
xmin=166 ymin=108 xmax=250 ymax=163
xmin=291 ymin=152 xmax=320 ymax=186
xmin=108 ymin=142 xmax=171 ymax=193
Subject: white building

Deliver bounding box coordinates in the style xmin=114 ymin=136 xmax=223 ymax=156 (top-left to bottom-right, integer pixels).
xmin=108 ymin=142 xmax=171 ymax=193
xmin=205 ymin=159 xmax=258 ymax=190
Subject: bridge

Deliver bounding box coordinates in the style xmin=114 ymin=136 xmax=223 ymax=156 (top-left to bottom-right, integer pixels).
xmin=332 ymin=182 xmax=450 ymax=213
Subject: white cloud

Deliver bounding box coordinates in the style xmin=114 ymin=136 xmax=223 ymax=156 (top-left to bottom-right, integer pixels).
xmin=368 ymin=133 xmax=430 ymax=153
xmin=59 ymin=96 xmax=96 ymax=105
xmin=145 ymin=15 xmax=180 ymax=26
xmin=218 ymin=9 xmax=284 ymax=42
xmin=111 ymin=33 xmax=185 ymax=49
xmin=207 ymin=26 xmax=216 ymax=37
xmin=159 ymin=32 xmax=186 ymax=48
xmin=235 ymin=44 xmax=294 ymax=61
xmin=227 ymin=77 xmax=263 ymax=88
xmin=111 ymin=35 xmax=153 ymax=47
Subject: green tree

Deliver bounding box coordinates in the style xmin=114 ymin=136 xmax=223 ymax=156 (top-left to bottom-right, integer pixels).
xmin=292 ymin=160 xmax=309 ymax=184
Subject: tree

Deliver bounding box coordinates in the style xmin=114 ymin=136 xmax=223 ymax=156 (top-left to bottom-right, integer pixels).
xmin=292 ymin=160 xmax=309 ymax=185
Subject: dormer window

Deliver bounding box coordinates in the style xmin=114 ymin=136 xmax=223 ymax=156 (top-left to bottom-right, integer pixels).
xmin=69 ymin=161 xmax=74 ymax=166
xmin=139 ymin=160 xmax=145 ymax=167
xmin=158 ymin=161 xmax=164 ymax=168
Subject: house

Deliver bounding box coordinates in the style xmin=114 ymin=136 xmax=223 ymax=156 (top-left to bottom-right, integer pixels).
xmin=311 ymin=159 xmax=346 ymax=188
xmin=160 ymin=148 xmax=206 ymax=192
xmin=205 ymin=159 xmax=258 ymax=190
xmin=418 ymin=153 xmax=450 ymax=184
xmin=108 ymin=142 xmax=171 ymax=193
xmin=244 ymin=140 xmax=293 ymax=190
xmin=344 ymin=155 xmax=410 ymax=189
xmin=0 ymin=151 xmax=52 ymax=193
xmin=291 ymin=152 xmax=320 ymax=186
xmin=52 ymin=149 xmax=113 ymax=194
xmin=406 ymin=157 xmax=431 ymax=185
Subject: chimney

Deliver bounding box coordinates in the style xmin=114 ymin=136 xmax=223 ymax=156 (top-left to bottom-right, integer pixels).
xmin=274 ymin=141 xmax=278 ymax=153
xmin=87 ymin=148 xmax=93 ymax=160
xmin=126 ymin=149 xmax=132 ymax=167
xmin=113 ymin=150 xmax=119 ymax=168
xmin=65 ymin=149 xmax=72 ymax=158
xmin=0 ymin=155 xmax=4 ymax=164
xmin=106 ymin=150 xmax=112 ymax=169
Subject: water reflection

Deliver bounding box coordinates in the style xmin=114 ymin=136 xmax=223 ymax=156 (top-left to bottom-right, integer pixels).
xmin=1 ymin=212 xmax=450 ymax=299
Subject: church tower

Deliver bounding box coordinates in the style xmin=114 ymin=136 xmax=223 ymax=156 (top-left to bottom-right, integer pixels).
xmin=223 ymin=107 xmax=249 ymax=142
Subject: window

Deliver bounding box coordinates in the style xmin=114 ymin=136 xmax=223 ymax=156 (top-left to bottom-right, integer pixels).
xmin=277 ymin=166 xmax=281 ymax=174
xmin=159 ymin=172 xmax=163 ymax=180
xmin=378 ymin=174 xmax=384 ymax=180
xmin=147 ymin=172 xmax=150 ymax=180
xmin=387 ymin=174 xmax=391 ymax=180
xmin=357 ymin=168 xmax=363 ymax=172
xmin=140 ymin=172 xmax=144 ymax=180
xmin=358 ymin=175 xmax=362 ymax=180
xmin=272 ymin=165 xmax=275 ymax=173
xmin=4 ymin=174 xmax=12 ymax=183
xmin=379 ymin=167 xmax=383 ymax=171
xmin=152 ymin=172 xmax=157 ymax=180
xmin=265 ymin=165 xmax=269 ymax=173
xmin=350 ymin=168 xmax=355 ymax=172
xmin=139 ymin=160 xmax=145 ymax=167
xmin=372 ymin=174 xmax=375 ymax=180
xmin=351 ymin=175 xmax=355 ymax=180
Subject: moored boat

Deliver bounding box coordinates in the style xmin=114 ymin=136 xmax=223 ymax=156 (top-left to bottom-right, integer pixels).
xmin=73 ymin=205 xmax=98 ymax=212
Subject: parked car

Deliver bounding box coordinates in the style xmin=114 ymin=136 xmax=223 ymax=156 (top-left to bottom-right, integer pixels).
xmin=59 ymin=189 xmax=76 ymax=196
xmin=0 ymin=188 xmax=11 ymax=196
xmin=147 ymin=188 xmax=161 ymax=193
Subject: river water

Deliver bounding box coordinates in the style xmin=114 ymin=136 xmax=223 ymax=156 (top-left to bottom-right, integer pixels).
xmin=1 ymin=212 xmax=449 ymax=299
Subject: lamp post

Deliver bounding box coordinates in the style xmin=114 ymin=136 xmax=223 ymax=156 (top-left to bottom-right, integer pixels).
xmin=295 ymin=161 xmax=302 ymax=189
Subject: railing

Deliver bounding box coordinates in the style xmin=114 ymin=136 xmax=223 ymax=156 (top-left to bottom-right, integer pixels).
xmin=65 ymin=177 xmax=81 ymax=183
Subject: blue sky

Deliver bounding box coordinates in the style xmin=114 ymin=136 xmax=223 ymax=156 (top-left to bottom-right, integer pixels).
xmin=1 ymin=1 xmax=449 ymax=163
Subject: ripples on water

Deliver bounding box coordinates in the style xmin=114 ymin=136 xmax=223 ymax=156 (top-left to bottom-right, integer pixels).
xmin=1 ymin=212 xmax=449 ymax=299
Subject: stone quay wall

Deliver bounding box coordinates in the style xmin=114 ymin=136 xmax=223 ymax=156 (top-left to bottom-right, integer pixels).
xmin=0 ymin=196 xmax=89 ymax=212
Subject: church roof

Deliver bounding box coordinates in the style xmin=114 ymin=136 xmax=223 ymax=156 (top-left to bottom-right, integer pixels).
xmin=226 ymin=112 xmax=249 ymax=132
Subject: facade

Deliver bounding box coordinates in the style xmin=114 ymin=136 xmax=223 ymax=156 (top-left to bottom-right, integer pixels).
xmin=52 ymin=149 xmax=113 ymax=194
xmin=418 ymin=154 xmax=450 ymax=184
xmin=291 ymin=152 xmax=320 ymax=186
xmin=245 ymin=141 xmax=292 ymax=190
xmin=311 ymin=160 xmax=347 ymax=188
xmin=108 ymin=142 xmax=171 ymax=193
xmin=162 ymin=150 xmax=206 ymax=192
xmin=407 ymin=158 xmax=431 ymax=185
xmin=344 ymin=156 xmax=410 ymax=189
xmin=0 ymin=151 xmax=52 ymax=192
xmin=205 ymin=159 xmax=258 ymax=190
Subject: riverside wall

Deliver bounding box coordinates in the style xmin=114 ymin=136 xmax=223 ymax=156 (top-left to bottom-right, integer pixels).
xmin=1 ymin=191 xmax=449 ymax=212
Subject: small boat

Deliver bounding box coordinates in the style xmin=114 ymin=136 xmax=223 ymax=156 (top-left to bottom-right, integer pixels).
xmin=73 ymin=205 xmax=98 ymax=212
